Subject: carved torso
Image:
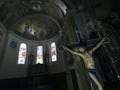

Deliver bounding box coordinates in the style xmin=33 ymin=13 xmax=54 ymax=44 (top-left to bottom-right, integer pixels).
xmin=79 ymin=51 xmax=96 ymax=69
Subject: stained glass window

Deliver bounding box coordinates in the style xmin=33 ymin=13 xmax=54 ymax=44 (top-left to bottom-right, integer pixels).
xmin=51 ymin=42 xmax=57 ymax=62
xmin=18 ymin=43 xmax=27 ymax=64
xmin=36 ymin=45 xmax=43 ymax=64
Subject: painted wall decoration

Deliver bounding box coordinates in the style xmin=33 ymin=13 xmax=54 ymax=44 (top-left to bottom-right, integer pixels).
xmin=51 ymin=42 xmax=57 ymax=62
xmin=18 ymin=43 xmax=27 ymax=64
xmin=13 ymin=15 xmax=59 ymax=41
xmin=36 ymin=45 xmax=43 ymax=64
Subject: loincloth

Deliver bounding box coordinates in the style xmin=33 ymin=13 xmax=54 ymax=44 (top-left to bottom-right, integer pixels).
xmin=86 ymin=69 xmax=102 ymax=80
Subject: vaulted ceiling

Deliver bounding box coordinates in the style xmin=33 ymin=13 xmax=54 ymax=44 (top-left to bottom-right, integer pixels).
xmin=0 ymin=0 xmax=67 ymax=30
xmin=0 ymin=0 xmax=119 ymax=30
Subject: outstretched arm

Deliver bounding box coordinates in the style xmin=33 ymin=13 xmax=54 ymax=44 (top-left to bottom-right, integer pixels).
xmin=63 ymin=46 xmax=83 ymax=57
xmin=89 ymin=37 xmax=106 ymax=54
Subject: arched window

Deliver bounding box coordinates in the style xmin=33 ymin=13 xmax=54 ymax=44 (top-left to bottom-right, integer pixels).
xmin=18 ymin=43 xmax=27 ymax=64
xmin=51 ymin=42 xmax=57 ymax=62
xmin=36 ymin=45 xmax=43 ymax=64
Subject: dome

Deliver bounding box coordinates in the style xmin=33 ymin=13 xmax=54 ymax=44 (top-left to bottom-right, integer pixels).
xmin=13 ymin=14 xmax=60 ymax=40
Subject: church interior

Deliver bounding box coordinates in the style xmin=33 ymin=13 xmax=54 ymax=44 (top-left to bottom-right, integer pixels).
xmin=0 ymin=0 xmax=120 ymax=90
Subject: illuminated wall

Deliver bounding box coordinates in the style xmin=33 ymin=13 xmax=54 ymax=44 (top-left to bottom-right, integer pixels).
xmin=0 ymin=33 xmax=65 ymax=79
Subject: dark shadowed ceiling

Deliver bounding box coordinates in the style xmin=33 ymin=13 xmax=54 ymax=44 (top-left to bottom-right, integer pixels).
xmin=0 ymin=0 xmax=120 ymax=30
xmin=0 ymin=0 xmax=66 ymax=29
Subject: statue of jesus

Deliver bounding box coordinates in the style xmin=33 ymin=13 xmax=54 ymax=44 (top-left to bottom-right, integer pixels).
xmin=63 ymin=37 xmax=109 ymax=90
